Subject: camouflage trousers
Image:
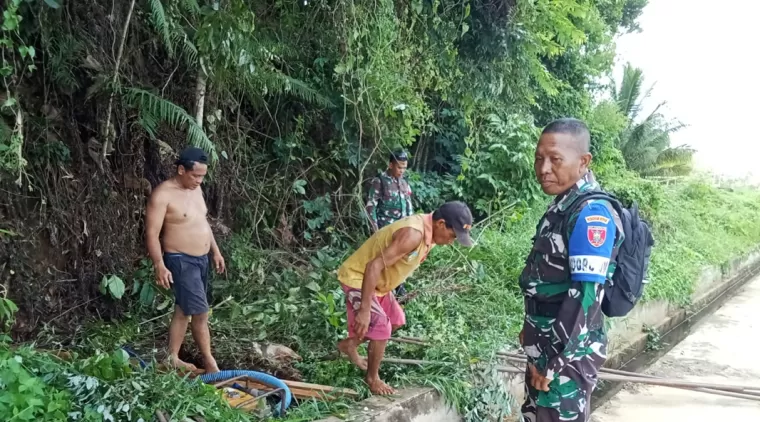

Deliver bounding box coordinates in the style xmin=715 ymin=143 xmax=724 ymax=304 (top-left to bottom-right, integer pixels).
xmin=520 ymin=316 xmax=607 ymax=422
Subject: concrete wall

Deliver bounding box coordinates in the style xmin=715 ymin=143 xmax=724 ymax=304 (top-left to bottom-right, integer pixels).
xmin=316 ymin=248 xmax=760 ymax=422
xmin=318 ymin=388 xmax=460 ymax=422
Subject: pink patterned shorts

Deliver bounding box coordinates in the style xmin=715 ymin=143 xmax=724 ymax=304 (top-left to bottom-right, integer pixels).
xmin=342 ymin=284 xmax=406 ymax=341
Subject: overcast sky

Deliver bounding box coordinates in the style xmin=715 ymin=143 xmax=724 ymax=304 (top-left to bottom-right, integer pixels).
xmin=613 ymin=0 xmax=760 ymax=180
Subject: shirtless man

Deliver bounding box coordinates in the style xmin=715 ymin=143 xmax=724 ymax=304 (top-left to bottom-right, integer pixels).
xmin=145 ymin=146 xmax=225 ymax=373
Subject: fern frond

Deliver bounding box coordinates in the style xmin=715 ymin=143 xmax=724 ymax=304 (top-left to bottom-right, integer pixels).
xmin=48 ymin=33 xmax=82 ymax=93
xmin=148 ymin=0 xmax=174 ymax=58
xmin=172 ymin=30 xmax=198 ymax=66
xmin=281 ymin=74 xmax=334 ymax=108
xmin=247 ymin=70 xmax=333 ymax=108
xmin=179 ymin=0 xmax=201 ymax=15
xmin=123 ymin=88 xmax=217 ymax=162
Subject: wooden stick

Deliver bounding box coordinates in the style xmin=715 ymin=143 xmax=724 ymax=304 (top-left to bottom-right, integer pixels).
xmin=155 ymin=410 xmax=168 ymax=422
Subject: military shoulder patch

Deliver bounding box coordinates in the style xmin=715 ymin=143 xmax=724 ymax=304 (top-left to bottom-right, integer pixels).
xmin=585 ymin=215 xmax=610 ymax=224
xmin=587 ymin=226 xmax=607 ymax=247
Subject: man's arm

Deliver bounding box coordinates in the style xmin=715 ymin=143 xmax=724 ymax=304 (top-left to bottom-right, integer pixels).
xmin=210 ymin=232 xmax=221 ymax=256
xmin=543 ymin=201 xmax=616 ymax=382
xmin=145 ymin=188 xmax=168 ymax=267
xmin=145 ymin=188 xmax=173 ymax=288
xmin=209 ymin=228 xmax=225 ymax=274
xmin=365 ymin=177 xmax=382 ymax=231
xmin=405 ymin=181 xmax=414 ymax=217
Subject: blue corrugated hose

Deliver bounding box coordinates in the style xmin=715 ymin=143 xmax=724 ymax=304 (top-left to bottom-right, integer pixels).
xmin=199 ymin=370 xmax=292 ymax=415
xmin=120 ymin=346 xmax=292 ymax=415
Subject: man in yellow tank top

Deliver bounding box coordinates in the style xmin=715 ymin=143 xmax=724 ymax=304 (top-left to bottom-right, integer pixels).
xmin=337 ymin=201 xmax=474 ymax=395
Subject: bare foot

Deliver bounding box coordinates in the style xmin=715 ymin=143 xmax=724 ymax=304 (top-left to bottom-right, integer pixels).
xmin=167 ymin=355 xmax=198 ymax=372
xmin=338 ymin=338 xmax=368 ymax=371
xmin=366 ymin=377 xmax=396 ymax=395
xmin=204 ymin=356 xmax=220 ymax=374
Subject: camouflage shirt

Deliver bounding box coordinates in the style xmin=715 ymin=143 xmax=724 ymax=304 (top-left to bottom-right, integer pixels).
xmin=518 ymin=171 xmax=624 ymax=419
xmin=365 ymin=171 xmax=414 ymax=231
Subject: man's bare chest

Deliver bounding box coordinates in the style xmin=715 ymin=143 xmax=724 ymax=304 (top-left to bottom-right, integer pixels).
xmin=165 ymin=192 xmax=207 ymax=223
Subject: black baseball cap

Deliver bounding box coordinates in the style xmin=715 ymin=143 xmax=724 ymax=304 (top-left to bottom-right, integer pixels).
xmin=389 ymin=150 xmax=408 ymax=162
xmin=436 ymin=201 xmax=474 ymax=246
xmin=175 ymin=146 xmax=208 ymax=166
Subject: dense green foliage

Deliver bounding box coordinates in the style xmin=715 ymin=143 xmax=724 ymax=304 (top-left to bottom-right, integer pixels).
xmin=3 ymin=0 xmax=760 ymax=421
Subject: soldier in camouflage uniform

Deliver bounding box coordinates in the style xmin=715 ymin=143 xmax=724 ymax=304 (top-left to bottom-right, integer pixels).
xmin=366 ymin=150 xmax=414 ymax=232
xmin=366 ymin=151 xmax=415 ymax=297
xmin=518 ymin=118 xmax=622 ymax=422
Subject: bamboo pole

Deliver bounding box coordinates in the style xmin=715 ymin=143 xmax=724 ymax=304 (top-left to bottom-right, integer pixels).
xmin=496 ymin=366 xmax=760 ymax=399
xmin=382 ymin=357 xmax=446 ymax=366
xmin=389 ymin=337 xmax=428 ymax=346
xmin=498 ymin=355 xmax=760 ymax=400
xmin=386 ymin=340 xmax=760 ymax=399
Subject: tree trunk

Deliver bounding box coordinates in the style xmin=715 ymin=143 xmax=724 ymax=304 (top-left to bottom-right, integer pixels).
xmin=194 ymin=73 xmax=207 ymax=128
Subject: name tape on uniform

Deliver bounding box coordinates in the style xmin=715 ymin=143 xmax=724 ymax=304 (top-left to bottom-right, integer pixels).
xmin=569 ymin=255 xmax=610 ymax=276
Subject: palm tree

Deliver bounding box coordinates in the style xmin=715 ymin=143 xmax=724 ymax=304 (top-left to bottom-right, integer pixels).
xmin=612 ymin=63 xmax=694 ymax=177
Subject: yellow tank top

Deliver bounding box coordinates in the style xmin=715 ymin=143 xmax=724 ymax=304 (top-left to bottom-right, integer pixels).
xmin=337 ymin=214 xmax=431 ymax=296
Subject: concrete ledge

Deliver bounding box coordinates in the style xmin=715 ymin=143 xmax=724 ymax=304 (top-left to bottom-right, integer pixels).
xmin=319 ymin=388 xmax=460 ymax=422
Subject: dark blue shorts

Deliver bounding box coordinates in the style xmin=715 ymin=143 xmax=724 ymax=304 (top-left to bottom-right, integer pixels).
xmin=163 ymin=252 xmax=209 ymax=316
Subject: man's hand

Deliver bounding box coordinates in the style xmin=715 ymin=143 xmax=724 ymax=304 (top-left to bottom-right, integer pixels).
xmin=528 ymin=363 xmax=551 ymax=392
xmin=155 ymin=264 xmax=173 ymax=289
xmin=519 ymin=328 xmax=524 ymax=346
xmin=353 ymin=308 xmax=371 ymax=341
xmin=213 ymin=252 xmax=226 ymax=274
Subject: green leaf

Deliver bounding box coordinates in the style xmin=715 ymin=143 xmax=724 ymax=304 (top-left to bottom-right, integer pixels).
xmin=26 ymin=46 xmax=35 ymax=59
xmin=139 ymin=282 xmax=156 ymax=305
xmin=2 ymin=97 xmax=16 ymax=108
xmin=156 ymin=298 xmax=172 ymax=311
xmin=43 ymin=0 xmax=61 ymax=8
xmin=2 ymin=298 xmax=18 ymax=313
xmin=333 ymin=63 xmax=347 ymax=75
xmin=305 ymin=281 xmax=321 ymax=292
xmin=99 ymin=276 xmax=109 ymax=295
xmin=101 ymin=275 xmax=125 ymax=299
xmin=2 ymin=11 xmax=19 ymax=32
xmin=292 ymin=179 xmax=307 ymax=195
xmin=113 ymin=349 xmax=129 ymax=365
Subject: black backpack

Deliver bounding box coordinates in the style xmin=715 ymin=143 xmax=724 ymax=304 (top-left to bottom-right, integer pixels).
xmin=560 ymin=191 xmax=655 ymax=318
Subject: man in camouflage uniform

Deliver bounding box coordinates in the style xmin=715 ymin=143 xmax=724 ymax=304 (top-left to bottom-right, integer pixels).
xmin=366 ymin=150 xmax=414 ymax=232
xmin=518 ymin=118 xmax=622 ymax=422
xmin=366 ymin=150 xmax=414 ymax=297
